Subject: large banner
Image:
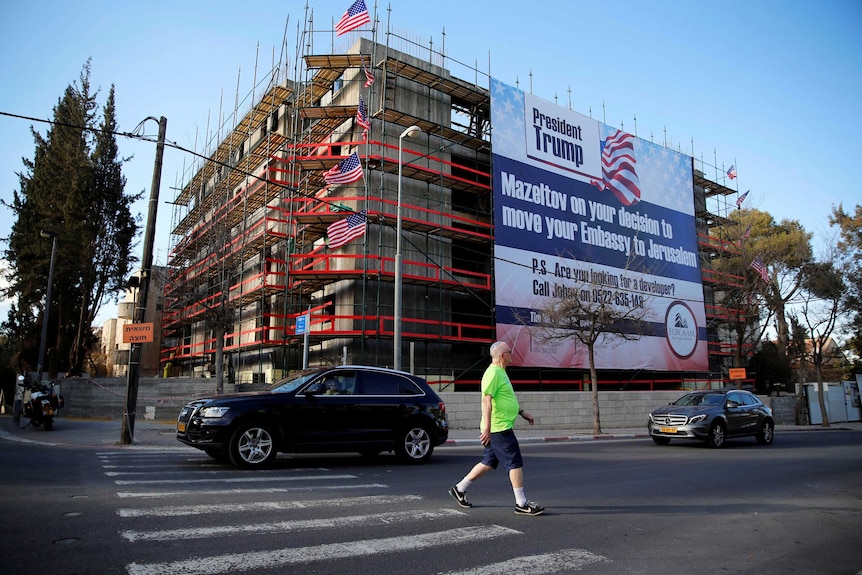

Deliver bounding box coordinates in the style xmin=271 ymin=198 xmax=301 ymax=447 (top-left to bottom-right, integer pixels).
xmin=491 ymin=78 xmax=708 ymax=371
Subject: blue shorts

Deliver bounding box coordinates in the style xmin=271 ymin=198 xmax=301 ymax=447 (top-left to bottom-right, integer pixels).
xmin=481 ymin=428 xmax=524 ymax=471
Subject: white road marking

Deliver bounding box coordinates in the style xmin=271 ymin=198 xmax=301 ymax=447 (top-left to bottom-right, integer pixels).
xmin=126 ymin=525 xmax=521 ymax=575
xmin=438 ymin=548 xmax=611 ymax=574
xmin=114 ymin=473 xmax=353 ymax=485
xmin=117 ymin=494 xmax=422 ymax=517
xmin=120 ymin=508 xmax=463 ymax=542
xmin=95 ymin=448 xmax=189 ymax=455
xmin=116 ymin=483 xmax=388 ymax=498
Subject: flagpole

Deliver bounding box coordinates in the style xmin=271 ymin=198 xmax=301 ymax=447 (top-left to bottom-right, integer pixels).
xmin=394 ymin=125 xmax=422 ymax=372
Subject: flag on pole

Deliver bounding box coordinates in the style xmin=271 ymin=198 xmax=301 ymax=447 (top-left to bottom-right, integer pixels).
xmin=739 ymin=224 xmax=752 ymax=242
xmin=749 ymin=256 xmax=769 ymax=282
xmin=335 ymin=0 xmax=371 ymax=36
xmin=356 ymin=95 xmax=371 ymax=138
xmin=326 ymin=210 xmax=367 ymax=249
xmin=736 ymin=189 xmax=749 ymax=209
xmin=727 ymin=165 xmax=737 ymax=180
xmin=362 ymin=59 xmax=375 ymax=87
xmin=324 ymin=152 xmax=364 ymax=185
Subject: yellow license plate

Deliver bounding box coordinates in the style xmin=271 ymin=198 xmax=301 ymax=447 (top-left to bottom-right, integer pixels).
xmin=177 ymin=422 xmax=187 ymax=433
xmin=660 ymin=427 xmax=677 ymax=434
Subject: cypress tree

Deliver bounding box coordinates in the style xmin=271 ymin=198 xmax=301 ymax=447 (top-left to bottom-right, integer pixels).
xmin=2 ymin=61 xmax=140 ymax=376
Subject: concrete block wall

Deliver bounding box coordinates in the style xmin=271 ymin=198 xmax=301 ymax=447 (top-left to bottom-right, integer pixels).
xmin=56 ymin=377 xmax=241 ymax=421
xmin=54 ymin=377 xmax=797 ymax=429
xmin=439 ymin=391 xmax=798 ymax=430
xmin=440 ymin=391 xmax=682 ymax=431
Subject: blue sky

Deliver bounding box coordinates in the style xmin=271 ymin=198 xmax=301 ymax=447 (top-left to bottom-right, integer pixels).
xmin=1 ymin=0 xmax=860 ymax=323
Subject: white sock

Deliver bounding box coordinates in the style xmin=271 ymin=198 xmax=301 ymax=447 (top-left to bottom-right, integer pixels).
xmin=456 ymin=479 xmax=472 ymax=493
xmin=513 ymin=487 xmax=527 ymax=506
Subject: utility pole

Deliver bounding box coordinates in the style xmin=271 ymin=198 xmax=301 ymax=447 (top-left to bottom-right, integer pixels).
xmin=119 ymin=116 xmax=167 ymax=445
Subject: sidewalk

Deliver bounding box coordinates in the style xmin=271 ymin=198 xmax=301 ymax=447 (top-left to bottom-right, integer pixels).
xmin=1 ymin=414 xmax=859 ymax=450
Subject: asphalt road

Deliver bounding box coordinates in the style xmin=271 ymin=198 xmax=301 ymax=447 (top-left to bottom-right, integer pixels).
xmin=1 ymin=424 xmax=861 ymax=574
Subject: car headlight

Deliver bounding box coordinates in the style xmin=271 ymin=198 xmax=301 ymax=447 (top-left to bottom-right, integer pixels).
xmin=198 ymin=406 xmax=231 ymax=418
xmin=688 ymin=414 xmax=707 ymax=424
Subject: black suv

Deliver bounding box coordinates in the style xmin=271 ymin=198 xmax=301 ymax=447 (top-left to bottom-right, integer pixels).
xmin=648 ymin=389 xmax=775 ymax=448
xmin=176 ymin=366 xmax=448 ymax=468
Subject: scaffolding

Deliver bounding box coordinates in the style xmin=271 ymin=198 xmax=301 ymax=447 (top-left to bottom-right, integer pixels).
xmin=161 ymin=5 xmax=753 ymax=387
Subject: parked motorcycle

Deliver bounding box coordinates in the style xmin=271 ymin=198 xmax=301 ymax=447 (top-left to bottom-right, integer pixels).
xmin=19 ymin=374 xmax=64 ymax=431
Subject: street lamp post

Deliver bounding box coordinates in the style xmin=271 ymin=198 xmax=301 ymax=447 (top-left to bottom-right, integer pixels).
xmin=36 ymin=230 xmax=58 ymax=384
xmin=394 ymin=125 xmax=422 ymax=372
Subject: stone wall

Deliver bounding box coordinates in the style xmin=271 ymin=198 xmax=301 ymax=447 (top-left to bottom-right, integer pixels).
xmin=54 ymin=377 xmax=798 ymax=429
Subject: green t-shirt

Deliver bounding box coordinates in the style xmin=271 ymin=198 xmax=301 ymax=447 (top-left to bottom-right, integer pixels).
xmin=480 ymin=364 xmax=519 ymax=433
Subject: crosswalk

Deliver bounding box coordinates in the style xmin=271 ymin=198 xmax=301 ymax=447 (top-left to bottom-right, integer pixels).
xmin=97 ymin=449 xmax=610 ymax=574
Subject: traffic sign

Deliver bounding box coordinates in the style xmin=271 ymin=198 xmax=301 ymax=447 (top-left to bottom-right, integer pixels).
xmin=295 ymin=314 xmax=308 ymax=335
xmin=123 ymin=322 xmax=154 ymax=343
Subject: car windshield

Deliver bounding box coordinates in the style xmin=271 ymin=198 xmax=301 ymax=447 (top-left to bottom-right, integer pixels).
xmin=674 ymin=392 xmax=724 ymax=407
xmin=268 ymin=369 xmax=327 ymax=393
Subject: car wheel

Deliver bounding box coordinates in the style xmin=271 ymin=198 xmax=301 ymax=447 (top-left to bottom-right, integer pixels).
xmin=652 ymin=436 xmax=671 ymax=445
xmin=756 ymin=420 xmax=774 ymax=445
xmin=706 ymin=421 xmax=726 ymax=448
xmin=228 ymin=421 xmax=278 ymax=469
xmin=395 ymin=423 xmax=434 ymax=463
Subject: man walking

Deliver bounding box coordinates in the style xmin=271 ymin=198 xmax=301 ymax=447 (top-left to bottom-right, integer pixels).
xmin=448 ymin=341 xmax=545 ymax=516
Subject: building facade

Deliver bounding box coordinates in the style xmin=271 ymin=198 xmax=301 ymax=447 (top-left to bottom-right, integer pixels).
xmin=100 ymin=266 xmax=166 ymax=377
xmin=161 ymin=18 xmax=746 ymax=390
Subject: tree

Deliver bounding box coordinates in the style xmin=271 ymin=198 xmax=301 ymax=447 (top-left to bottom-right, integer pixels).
xmin=710 ymin=209 xmax=812 ymax=371
xmin=1 ymin=62 xmax=140 ymax=376
xmin=798 ymin=259 xmax=846 ymax=427
xmin=528 ymin=257 xmax=654 ymax=434
xmin=785 ymin=314 xmax=811 ymax=424
xmin=830 ymin=204 xmax=862 ymax=369
xmin=748 ymin=341 xmax=791 ymax=394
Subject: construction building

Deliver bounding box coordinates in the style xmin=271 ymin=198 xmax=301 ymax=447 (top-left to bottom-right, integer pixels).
xmin=160 ymin=12 xmax=749 ymax=390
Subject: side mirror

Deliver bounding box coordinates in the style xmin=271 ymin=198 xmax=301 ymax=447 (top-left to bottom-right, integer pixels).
xmin=726 ymin=400 xmax=740 ymax=408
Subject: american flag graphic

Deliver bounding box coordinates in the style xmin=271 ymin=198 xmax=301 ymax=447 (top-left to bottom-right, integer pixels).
xmin=335 ymin=0 xmax=371 ymax=36
xmin=736 ymin=189 xmax=749 ymax=209
xmin=362 ymin=59 xmax=375 ymax=87
xmin=727 ymin=165 xmax=737 ymax=180
xmin=327 ymin=210 xmax=367 ymax=249
xmin=749 ymin=256 xmax=769 ymax=282
xmin=356 ymin=95 xmax=371 ymax=137
xmin=593 ymin=129 xmax=641 ymax=206
xmin=324 ymin=152 xmax=364 ymax=185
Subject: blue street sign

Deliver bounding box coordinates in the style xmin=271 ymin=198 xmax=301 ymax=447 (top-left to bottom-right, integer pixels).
xmin=295 ymin=314 xmax=308 ymax=335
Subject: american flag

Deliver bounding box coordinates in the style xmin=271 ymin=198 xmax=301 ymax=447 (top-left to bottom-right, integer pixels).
xmin=749 ymin=256 xmax=769 ymax=282
xmin=739 ymin=224 xmax=752 ymax=242
xmin=727 ymin=165 xmax=737 ymax=180
xmin=356 ymin=95 xmax=371 ymax=137
xmin=362 ymin=59 xmax=375 ymax=87
xmin=324 ymin=152 xmax=364 ymax=185
xmin=592 ymin=129 xmax=641 ymax=206
xmin=335 ymin=0 xmax=371 ymax=36
xmin=327 ymin=210 xmax=367 ymax=249
xmin=736 ymin=189 xmax=749 ymax=209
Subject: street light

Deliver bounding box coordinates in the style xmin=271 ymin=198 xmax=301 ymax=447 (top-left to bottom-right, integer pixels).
xmin=394 ymin=125 xmax=422 ymax=372
xmin=36 ymin=230 xmax=58 ymax=384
